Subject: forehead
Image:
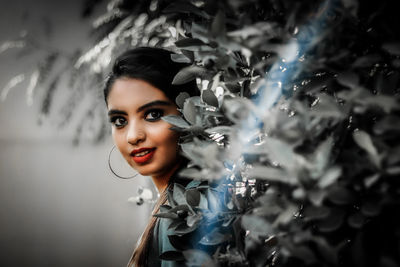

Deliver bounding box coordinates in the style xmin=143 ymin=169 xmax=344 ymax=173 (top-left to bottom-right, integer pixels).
xmin=107 ymin=78 xmax=171 ymax=109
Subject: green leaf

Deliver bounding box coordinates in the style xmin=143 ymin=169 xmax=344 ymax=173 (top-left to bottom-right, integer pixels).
xmin=353 ymin=130 xmax=381 ymax=167
xmin=363 ymin=173 xmax=380 ymax=188
xmin=353 ymin=131 xmax=376 ymax=156
xmin=159 ymin=250 xmax=184 ymax=261
xmin=174 ymin=222 xmax=198 ymax=234
xmin=228 ymin=26 xmax=263 ymax=39
xmin=359 ymin=95 xmax=399 ymax=113
xmin=173 ymin=183 xmax=187 ymax=205
xmin=172 ymin=65 xmax=205 ymax=85
xmin=222 ymin=216 xmax=235 ymax=227
xmin=191 ymin=22 xmax=209 ymax=42
xmin=264 ymin=138 xmax=296 ymax=170
xmin=341 ymin=0 xmax=358 ymax=16
xmin=168 ymin=220 xmax=185 ymax=230
xmin=382 ymin=42 xmax=400 ymax=56
xmin=162 ymin=115 xmax=191 ymax=128
xmin=336 ymin=72 xmax=359 ymax=88
xmin=211 ymin=10 xmax=226 ymax=37
xmin=308 ymin=190 xmax=327 ymax=206
xmin=186 ymin=188 xmax=201 ymax=207
xmin=373 ymin=115 xmax=400 ymax=134
xmin=301 ymin=74 xmax=333 ymax=93
xmin=183 ymin=99 xmax=197 ymax=125
xmin=209 ymin=73 xmax=221 ymax=92
xmin=205 ymin=126 xmax=232 ymax=136
xmin=292 ymin=187 xmax=306 ymax=200
xmin=375 ymin=71 xmax=399 ymax=95
xmin=318 ymin=166 xmax=342 ymax=188
xmin=168 ymin=234 xmax=192 ymax=250
xmin=242 ymin=215 xmax=273 ymax=238
xmin=154 ymin=212 xmax=179 ymax=219
xmin=175 ymin=38 xmax=206 ymax=48
xmin=171 ymin=53 xmax=192 ymax=64
xmin=273 ymin=204 xmax=298 ymax=225
xmin=303 ymin=206 xmax=330 ymax=221
xmin=169 ymin=204 xmax=191 ymax=213
xmin=317 ymin=208 xmax=345 ymax=232
xmin=202 ymin=89 xmax=219 ymax=107
xmin=347 ymin=212 xmax=365 ymax=228
xmin=175 ymin=92 xmax=190 ymax=109
xmin=361 ymin=201 xmax=381 ymax=216
xmin=198 ymin=193 xmax=208 ymax=210
xmin=309 ymin=94 xmax=344 ymax=119
xmin=186 ymin=214 xmax=202 ymax=227
xmin=352 ymin=54 xmax=381 ymax=68
xmin=222 ymin=97 xmax=255 ymax=123
xmin=160 ymin=204 xmax=172 ymax=213
xmin=179 ymin=168 xmax=204 ymax=180
xmin=167 ymin=190 xmax=177 ymax=208
xmin=199 ymin=230 xmax=229 ymax=246
xmin=246 ymin=166 xmax=295 ymax=185
xmin=181 ymin=50 xmax=194 ymax=62
xmin=206 ymin=188 xmax=220 ymax=212
xmin=223 ymin=82 xmax=241 ymax=93
xmin=311 ymin=136 xmax=334 ymax=179
xmin=181 ymin=143 xmax=203 ymax=164
xmin=290 ymin=245 xmax=317 ymax=264
xmin=163 ymin=2 xmax=210 ymax=19
xmin=327 ymin=186 xmax=355 ymax=205
xmin=386 ymin=166 xmax=400 ymax=175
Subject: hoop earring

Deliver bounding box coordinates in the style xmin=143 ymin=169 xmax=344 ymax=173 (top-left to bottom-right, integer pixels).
xmin=108 ymin=145 xmax=139 ymax=179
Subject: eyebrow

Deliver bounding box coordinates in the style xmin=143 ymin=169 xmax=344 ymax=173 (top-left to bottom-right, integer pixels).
xmin=107 ymin=100 xmax=172 ymax=117
xmin=137 ymin=100 xmax=172 ymax=112
xmin=108 ymin=110 xmax=127 ymax=117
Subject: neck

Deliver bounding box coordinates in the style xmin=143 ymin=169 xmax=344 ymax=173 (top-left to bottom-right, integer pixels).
xmin=151 ymin=163 xmax=181 ymax=193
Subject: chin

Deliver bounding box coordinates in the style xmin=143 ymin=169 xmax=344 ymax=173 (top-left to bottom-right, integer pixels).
xmin=135 ymin=166 xmax=158 ymax=177
xmin=135 ymin=168 xmax=150 ymax=177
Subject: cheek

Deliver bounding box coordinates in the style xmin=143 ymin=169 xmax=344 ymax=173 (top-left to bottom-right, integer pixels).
xmin=111 ymin=129 xmax=126 ymax=153
xmin=164 ymin=131 xmax=180 ymax=158
xmin=111 ymin=128 xmax=119 ymax=145
xmin=148 ymin=123 xmax=180 ymax=150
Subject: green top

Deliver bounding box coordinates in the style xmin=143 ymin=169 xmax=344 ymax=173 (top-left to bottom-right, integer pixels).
xmin=147 ymin=179 xmax=200 ymax=267
xmin=147 ymin=217 xmax=184 ymax=267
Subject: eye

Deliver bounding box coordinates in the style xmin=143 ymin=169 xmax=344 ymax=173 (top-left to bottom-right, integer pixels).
xmin=144 ymin=109 xmax=164 ymax=122
xmin=109 ymin=116 xmax=127 ymax=128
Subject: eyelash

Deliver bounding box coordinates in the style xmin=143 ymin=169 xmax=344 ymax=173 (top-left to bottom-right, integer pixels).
xmin=109 ymin=109 xmax=164 ymax=128
xmin=144 ymin=109 xmax=164 ymax=122
xmin=109 ymin=116 xmax=127 ymax=128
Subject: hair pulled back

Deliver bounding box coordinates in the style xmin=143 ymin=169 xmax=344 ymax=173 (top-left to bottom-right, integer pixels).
xmin=104 ymin=47 xmax=198 ymax=267
xmin=104 ymin=47 xmax=199 ymax=105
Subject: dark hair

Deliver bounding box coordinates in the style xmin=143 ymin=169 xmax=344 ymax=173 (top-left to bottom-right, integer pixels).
xmin=104 ymin=47 xmax=198 ymax=267
xmin=104 ymin=47 xmax=199 ymax=105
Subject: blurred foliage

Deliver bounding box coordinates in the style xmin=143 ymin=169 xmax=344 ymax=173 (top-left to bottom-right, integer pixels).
xmin=2 ymin=0 xmax=400 ymax=266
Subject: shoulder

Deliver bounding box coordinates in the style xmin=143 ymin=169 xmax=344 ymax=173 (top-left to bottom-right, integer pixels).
xmin=156 ymin=217 xmax=186 ymax=267
xmin=157 ymin=217 xmax=174 ymax=252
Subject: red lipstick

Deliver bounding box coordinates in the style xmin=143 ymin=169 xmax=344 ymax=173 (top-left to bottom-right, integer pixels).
xmin=131 ymin=148 xmax=156 ymax=164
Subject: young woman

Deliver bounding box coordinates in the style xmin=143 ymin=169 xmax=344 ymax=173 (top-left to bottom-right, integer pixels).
xmin=104 ymin=47 xmax=199 ymax=266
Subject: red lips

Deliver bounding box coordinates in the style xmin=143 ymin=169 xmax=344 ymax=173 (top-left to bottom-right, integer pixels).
xmin=131 ymin=147 xmax=156 ymax=164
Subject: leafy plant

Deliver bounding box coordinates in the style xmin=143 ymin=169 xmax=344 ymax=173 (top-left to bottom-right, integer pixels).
xmin=2 ymin=0 xmax=400 ymax=266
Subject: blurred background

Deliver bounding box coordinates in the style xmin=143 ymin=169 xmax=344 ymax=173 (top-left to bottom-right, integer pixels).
xmin=0 ymin=0 xmax=154 ymax=266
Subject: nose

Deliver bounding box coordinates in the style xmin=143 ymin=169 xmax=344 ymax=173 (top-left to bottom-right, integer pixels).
xmin=126 ymin=120 xmax=145 ymax=146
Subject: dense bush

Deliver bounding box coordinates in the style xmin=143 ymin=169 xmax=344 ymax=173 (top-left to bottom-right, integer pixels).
xmin=3 ymin=0 xmax=399 ymax=266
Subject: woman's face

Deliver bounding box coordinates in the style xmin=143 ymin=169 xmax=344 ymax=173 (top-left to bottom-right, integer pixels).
xmin=107 ymin=78 xmax=181 ymax=178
